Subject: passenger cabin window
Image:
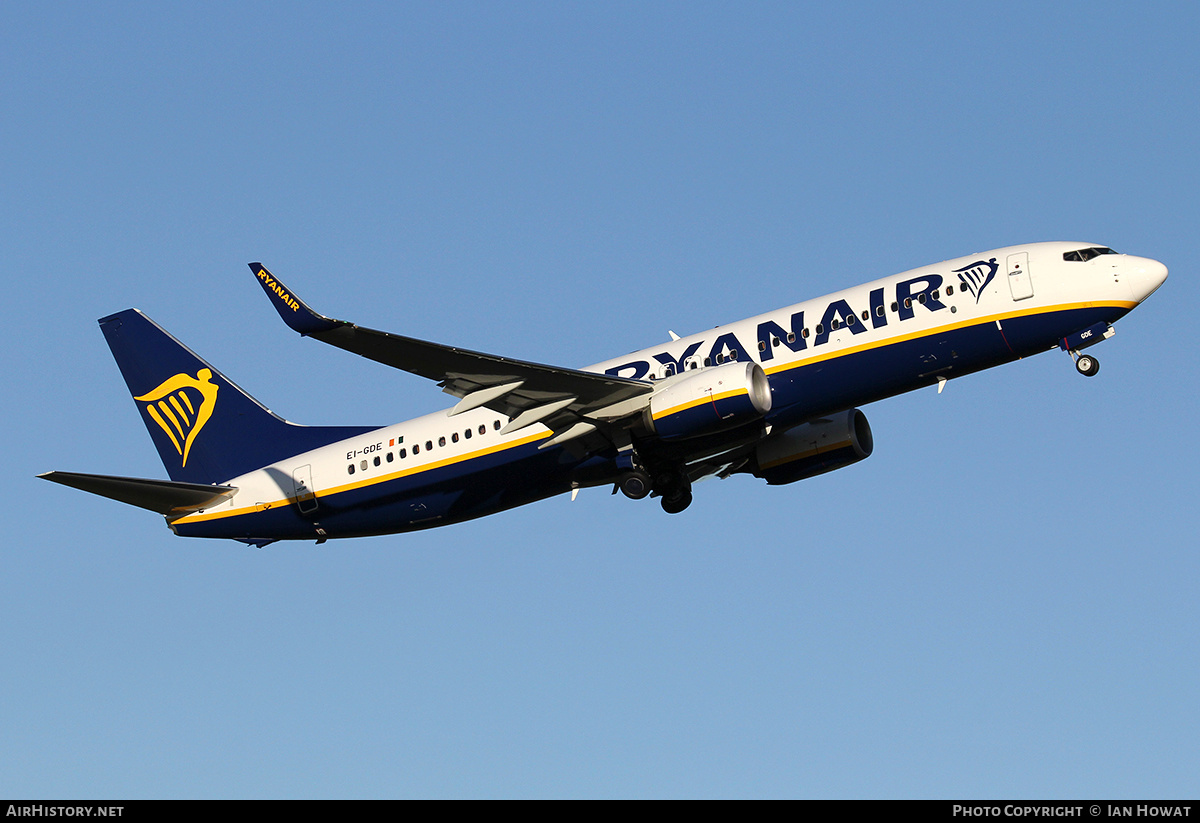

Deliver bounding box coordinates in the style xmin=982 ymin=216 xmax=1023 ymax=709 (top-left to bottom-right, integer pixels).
xmin=1064 ymin=247 xmax=1117 ymax=262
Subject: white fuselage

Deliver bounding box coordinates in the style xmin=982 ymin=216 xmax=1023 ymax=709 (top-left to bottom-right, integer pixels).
xmin=171 ymin=242 xmax=1166 ymax=538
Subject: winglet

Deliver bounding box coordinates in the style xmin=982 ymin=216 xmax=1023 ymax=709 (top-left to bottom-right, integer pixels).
xmin=249 ymin=263 xmax=342 ymax=335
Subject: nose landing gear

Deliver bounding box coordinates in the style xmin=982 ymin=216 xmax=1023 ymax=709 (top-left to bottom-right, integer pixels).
xmin=1060 ymin=323 xmax=1113 ymax=378
xmin=1074 ymin=352 xmax=1100 ymax=377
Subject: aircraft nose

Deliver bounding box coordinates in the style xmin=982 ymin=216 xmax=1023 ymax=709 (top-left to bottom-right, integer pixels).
xmin=1129 ymin=257 xmax=1168 ymax=302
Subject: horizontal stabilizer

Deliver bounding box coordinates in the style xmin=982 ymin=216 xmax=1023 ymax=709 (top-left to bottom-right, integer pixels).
xmin=38 ymin=471 xmax=237 ymax=515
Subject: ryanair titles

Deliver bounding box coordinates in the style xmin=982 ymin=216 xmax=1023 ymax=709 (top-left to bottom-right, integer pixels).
xmin=605 ymin=272 xmax=952 ymax=380
xmin=256 ymin=268 xmax=301 ymax=312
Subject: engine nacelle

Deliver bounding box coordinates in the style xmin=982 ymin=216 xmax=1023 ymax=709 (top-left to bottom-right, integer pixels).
xmin=751 ymin=409 xmax=873 ymax=485
xmin=645 ymin=362 xmax=772 ymax=441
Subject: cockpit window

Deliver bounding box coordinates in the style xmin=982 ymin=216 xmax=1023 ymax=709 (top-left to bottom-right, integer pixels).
xmin=1063 ymin=247 xmax=1118 ymax=262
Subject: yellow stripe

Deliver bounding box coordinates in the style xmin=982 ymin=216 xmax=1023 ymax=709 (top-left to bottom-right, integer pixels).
xmin=763 ymin=300 xmax=1135 ymax=376
xmin=172 ymin=429 xmax=551 ymax=524
xmin=651 ymin=387 xmax=748 ymax=420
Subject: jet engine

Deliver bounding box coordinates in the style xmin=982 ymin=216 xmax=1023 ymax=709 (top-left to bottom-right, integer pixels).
xmin=750 ymin=409 xmax=873 ymax=485
xmin=644 ymin=362 xmax=772 ymax=441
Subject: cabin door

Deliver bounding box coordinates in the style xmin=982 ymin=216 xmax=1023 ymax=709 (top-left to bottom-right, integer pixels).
xmin=292 ymin=464 xmax=318 ymax=514
xmin=1007 ymin=252 xmax=1034 ymax=301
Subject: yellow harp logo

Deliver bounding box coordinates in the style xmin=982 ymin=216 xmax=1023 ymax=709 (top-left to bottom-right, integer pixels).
xmin=135 ymin=369 xmax=219 ymax=467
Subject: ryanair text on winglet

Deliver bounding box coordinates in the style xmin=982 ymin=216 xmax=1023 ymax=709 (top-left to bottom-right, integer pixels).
xmin=257 ymin=268 xmax=301 ymax=311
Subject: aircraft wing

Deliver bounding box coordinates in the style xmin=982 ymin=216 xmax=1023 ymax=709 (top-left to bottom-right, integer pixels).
xmin=250 ymin=264 xmax=652 ymax=443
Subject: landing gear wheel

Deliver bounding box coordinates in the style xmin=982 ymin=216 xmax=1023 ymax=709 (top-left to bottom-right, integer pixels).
xmin=1075 ymin=354 xmax=1100 ymax=377
xmin=661 ymin=491 xmax=693 ymax=514
xmin=653 ymin=471 xmax=687 ymax=500
xmin=619 ymin=471 xmax=652 ymax=500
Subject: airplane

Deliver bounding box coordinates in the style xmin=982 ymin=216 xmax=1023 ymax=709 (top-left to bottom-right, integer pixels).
xmin=40 ymin=242 xmax=1167 ymax=546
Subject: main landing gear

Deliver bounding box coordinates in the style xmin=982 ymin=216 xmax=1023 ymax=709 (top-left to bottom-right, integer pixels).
xmin=618 ymin=471 xmax=652 ymax=500
xmin=617 ymin=466 xmax=693 ymax=514
xmin=653 ymin=469 xmax=692 ymax=514
xmin=660 ymin=490 xmax=693 ymax=515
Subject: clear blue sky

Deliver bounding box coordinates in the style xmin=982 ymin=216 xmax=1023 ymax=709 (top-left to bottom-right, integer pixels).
xmin=3 ymin=1 xmax=1197 ymax=798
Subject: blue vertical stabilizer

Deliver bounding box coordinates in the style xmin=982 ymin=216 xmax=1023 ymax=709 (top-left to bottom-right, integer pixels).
xmin=100 ymin=309 xmax=378 ymax=485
